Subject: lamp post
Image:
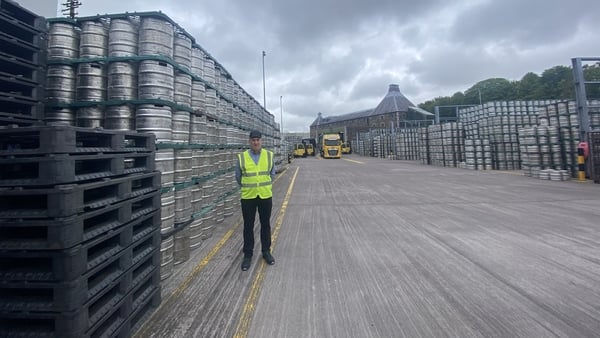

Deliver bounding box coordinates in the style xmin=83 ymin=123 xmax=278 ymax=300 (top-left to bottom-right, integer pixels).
xmin=280 ymin=95 xmax=283 ymax=134
xmin=262 ymin=51 xmax=266 ymax=109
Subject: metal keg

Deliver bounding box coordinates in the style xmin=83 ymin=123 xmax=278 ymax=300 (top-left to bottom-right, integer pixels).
xmin=173 ymin=226 xmax=190 ymax=265
xmin=105 ymin=105 xmax=134 ymax=130
xmin=47 ymin=21 xmax=79 ymax=60
xmin=108 ymin=18 xmax=138 ymax=57
xmin=206 ymin=118 xmax=217 ymax=145
xmin=191 ymin=47 xmax=204 ymax=77
xmin=174 ymin=73 xmax=192 ymax=108
xmin=190 ymin=113 xmax=207 ymax=145
xmin=160 ymin=190 xmax=175 ymax=235
xmin=201 ymin=181 xmax=214 ymax=211
xmin=160 ymin=236 xmax=174 ymax=280
xmin=172 ymin=111 xmax=190 ymax=144
xmin=79 ymin=20 xmax=108 ymax=58
xmin=138 ymin=16 xmax=174 ymax=58
xmin=223 ymin=195 xmax=235 ymax=217
xmin=214 ymin=199 xmax=225 ymax=224
xmin=76 ymin=62 xmax=106 ymax=102
xmin=189 ymin=217 xmax=204 ymax=251
xmin=174 ymin=148 xmax=193 ymax=183
xmin=135 ymin=104 xmax=172 ymax=142
xmin=174 ymin=187 xmax=192 ymax=224
xmin=173 ymin=33 xmax=192 ymax=71
xmin=44 ymin=107 xmax=75 ymax=126
xmin=203 ymin=56 xmax=216 ymax=86
xmin=76 ymin=106 xmax=103 ymax=128
xmin=138 ymin=60 xmax=174 ymax=101
xmin=107 ymin=61 xmax=137 ymax=100
xmin=191 ymin=180 xmax=203 ymax=212
xmin=191 ymin=81 xmax=206 ymax=112
xmin=155 ymin=149 xmax=175 ymax=188
xmin=45 ymin=65 xmax=76 ymax=103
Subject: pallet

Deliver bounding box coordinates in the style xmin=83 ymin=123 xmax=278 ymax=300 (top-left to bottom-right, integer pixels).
xmin=0 ymin=125 xmax=155 ymax=156
xmin=0 ymin=230 xmax=160 ymax=313
xmin=0 ymin=152 xmax=156 ymax=187
xmin=0 ymin=255 xmax=160 ymax=338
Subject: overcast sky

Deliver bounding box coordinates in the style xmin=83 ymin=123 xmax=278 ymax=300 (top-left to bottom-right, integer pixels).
xmin=43 ymin=0 xmax=600 ymax=131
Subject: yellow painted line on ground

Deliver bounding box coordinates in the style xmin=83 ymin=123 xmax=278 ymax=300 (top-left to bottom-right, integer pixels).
xmin=134 ymin=171 xmax=288 ymax=338
xmin=344 ymin=158 xmax=364 ymax=164
xmin=233 ymin=166 xmax=299 ymax=338
xmin=133 ymin=223 xmax=237 ymax=338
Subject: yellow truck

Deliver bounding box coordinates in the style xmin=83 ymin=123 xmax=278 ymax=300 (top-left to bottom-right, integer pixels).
xmin=320 ymin=133 xmax=342 ymax=159
xmin=293 ymin=143 xmax=306 ymax=158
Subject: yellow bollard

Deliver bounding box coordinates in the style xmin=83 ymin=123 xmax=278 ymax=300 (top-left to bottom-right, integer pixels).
xmin=577 ymin=147 xmax=585 ymax=181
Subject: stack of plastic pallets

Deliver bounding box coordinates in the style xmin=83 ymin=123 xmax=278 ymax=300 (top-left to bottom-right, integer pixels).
xmin=0 ymin=0 xmax=46 ymax=127
xmin=0 ymin=126 xmax=162 ymax=337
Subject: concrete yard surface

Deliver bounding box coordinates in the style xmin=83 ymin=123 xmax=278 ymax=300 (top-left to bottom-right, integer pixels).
xmin=135 ymin=155 xmax=600 ymax=338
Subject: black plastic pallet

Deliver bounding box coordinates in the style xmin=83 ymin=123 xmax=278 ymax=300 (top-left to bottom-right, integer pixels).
xmin=0 ymin=0 xmax=47 ymax=31
xmin=0 ymin=112 xmax=42 ymax=127
xmin=0 ymin=172 xmax=160 ymax=217
xmin=0 ymin=223 xmax=133 ymax=283
xmin=0 ymin=11 xmax=45 ymax=45
xmin=87 ymin=264 xmax=161 ymax=338
xmin=0 ymin=195 xmax=160 ymax=250
xmin=0 ymin=229 xmax=161 ymax=313
xmin=0 ymin=125 xmax=156 ymax=156
xmin=1 ymin=74 xmax=44 ymax=101
xmin=0 ymin=92 xmax=44 ymax=119
xmin=0 ymin=31 xmax=46 ymax=65
xmin=0 ymin=251 xmax=161 ymax=338
xmin=110 ymin=266 xmax=161 ymax=338
xmin=0 ymin=152 xmax=156 ymax=187
xmin=0 ymin=52 xmax=45 ymax=84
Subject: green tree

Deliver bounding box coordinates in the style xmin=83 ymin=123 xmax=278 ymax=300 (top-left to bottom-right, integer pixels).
xmin=539 ymin=66 xmax=573 ymax=99
xmin=583 ymin=63 xmax=600 ymax=98
xmin=516 ymin=72 xmax=543 ymax=99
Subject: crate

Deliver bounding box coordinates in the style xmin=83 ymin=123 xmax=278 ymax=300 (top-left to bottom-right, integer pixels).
xmin=0 ymin=200 xmax=160 ymax=250
xmin=0 ymin=152 xmax=156 ymax=187
xmin=0 ymin=125 xmax=156 ymax=156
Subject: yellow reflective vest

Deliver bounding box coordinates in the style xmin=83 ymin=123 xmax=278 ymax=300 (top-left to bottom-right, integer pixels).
xmin=238 ymin=149 xmax=273 ymax=199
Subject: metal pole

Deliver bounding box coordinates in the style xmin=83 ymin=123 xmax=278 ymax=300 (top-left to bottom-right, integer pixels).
xmin=280 ymin=95 xmax=283 ymax=133
xmin=262 ymin=51 xmax=266 ymax=109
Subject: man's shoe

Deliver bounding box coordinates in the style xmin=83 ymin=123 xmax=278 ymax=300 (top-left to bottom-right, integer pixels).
xmin=262 ymin=251 xmax=275 ymax=265
xmin=241 ymin=256 xmax=251 ymax=271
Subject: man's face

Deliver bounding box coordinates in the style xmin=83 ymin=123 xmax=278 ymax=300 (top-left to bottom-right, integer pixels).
xmin=250 ymin=137 xmax=262 ymax=152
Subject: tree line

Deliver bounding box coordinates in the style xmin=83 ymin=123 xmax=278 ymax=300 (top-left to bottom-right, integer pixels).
xmin=418 ymin=62 xmax=600 ymax=113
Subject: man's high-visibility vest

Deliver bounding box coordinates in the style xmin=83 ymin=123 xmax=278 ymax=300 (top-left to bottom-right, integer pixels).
xmin=238 ymin=149 xmax=273 ymax=199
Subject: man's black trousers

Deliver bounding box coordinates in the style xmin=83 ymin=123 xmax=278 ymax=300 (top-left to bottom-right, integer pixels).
xmin=241 ymin=197 xmax=272 ymax=257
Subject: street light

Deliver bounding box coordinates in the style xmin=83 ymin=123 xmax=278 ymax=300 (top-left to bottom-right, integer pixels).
xmin=280 ymin=95 xmax=283 ymax=134
xmin=262 ymin=51 xmax=266 ymax=109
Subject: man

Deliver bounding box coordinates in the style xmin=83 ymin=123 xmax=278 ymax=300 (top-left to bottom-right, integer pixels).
xmin=235 ymin=130 xmax=276 ymax=271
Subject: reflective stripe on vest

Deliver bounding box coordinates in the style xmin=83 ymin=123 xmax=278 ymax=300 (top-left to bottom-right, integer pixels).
xmin=238 ymin=149 xmax=273 ymax=199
